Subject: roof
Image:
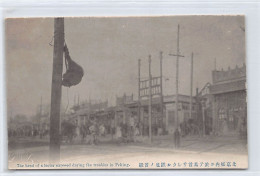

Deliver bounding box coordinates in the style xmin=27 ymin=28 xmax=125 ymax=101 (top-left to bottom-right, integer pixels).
xmin=198 ymin=82 xmax=212 ymax=97
xmin=210 ymin=79 xmax=246 ymax=95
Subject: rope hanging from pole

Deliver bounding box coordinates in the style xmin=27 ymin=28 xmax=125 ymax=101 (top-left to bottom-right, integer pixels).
xmin=62 ymin=43 xmax=84 ymax=87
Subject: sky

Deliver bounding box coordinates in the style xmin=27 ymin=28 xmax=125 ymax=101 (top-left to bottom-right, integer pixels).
xmin=5 ymin=15 xmax=245 ymax=117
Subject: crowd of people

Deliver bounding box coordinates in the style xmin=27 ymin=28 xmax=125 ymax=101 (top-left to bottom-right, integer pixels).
xmin=61 ymin=116 xmax=141 ymax=145
xmin=8 ymin=115 xmax=205 ymax=148
xmin=8 ymin=126 xmax=49 ymax=139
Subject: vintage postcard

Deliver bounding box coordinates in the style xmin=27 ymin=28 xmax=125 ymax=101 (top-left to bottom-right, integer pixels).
xmin=6 ymin=16 xmax=247 ymax=169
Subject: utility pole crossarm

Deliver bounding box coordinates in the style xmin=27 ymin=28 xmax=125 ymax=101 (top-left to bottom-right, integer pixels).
xmin=169 ymin=53 xmax=185 ymax=58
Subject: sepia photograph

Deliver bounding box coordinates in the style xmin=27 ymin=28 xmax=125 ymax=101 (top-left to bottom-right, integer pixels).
xmin=6 ymin=16 xmax=247 ymax=169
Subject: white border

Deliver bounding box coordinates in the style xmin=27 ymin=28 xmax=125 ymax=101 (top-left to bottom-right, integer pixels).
xmin=0 ymin=0 xmax=260 ymax=176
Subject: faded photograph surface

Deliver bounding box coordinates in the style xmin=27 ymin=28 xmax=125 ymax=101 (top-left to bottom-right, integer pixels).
xmin=6 ymin=16 xmax=247 ymax=169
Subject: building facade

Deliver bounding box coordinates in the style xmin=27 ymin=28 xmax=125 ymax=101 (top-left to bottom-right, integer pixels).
xmin=138 ymin=94 xmax=197 ymax=135
xmin=164 ymin=95 xmax=197 ymax=134
xmin=210 ymin=64 xmax=247 ymax=137
xmin=67 ymin=93 xmax=199 ymax=136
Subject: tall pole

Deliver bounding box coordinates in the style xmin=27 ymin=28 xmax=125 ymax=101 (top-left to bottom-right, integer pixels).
xmin=78 ymin=94 xmax=80 ymax=106
xmin=176 ymin=24 xmax=180 ymax=130
xmin=138 ymin=59 xmax=141 ymax=135
xmin=160 ymin=51 xmax=163 ymax=129
xmin=148 ymin=55 xmax=152 ymax=143
xmin=49 ymin=18 xmax=64 ymax=163
xmin=214 ymin=58 xmax=217 ymax=70
xmin=40 ymin=96 xmax=43 ymax=116
xmin=169 ymin=24 xmax=184 ymax=131
xmin=202 ymin=101 xmax=206 ymax=136
xmin=10 ymin=106 xmax=13 ymax=122
xmin=138 ymin=59 xmax=141 ymax=100
xmin=190 ymin=53 xmax=193 ymax=120
xmin=40 ymin=96 xmax=43 ymax=131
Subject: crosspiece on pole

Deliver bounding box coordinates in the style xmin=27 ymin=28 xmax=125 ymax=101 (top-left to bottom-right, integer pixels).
xmin=169 ymin=53 xmax=185 ymax=58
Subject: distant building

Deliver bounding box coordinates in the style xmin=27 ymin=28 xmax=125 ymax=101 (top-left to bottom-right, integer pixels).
xmin=210 ymin=64 xmax=247 ymax=136
xmin=116 ymin=93 xmax=134 ymax=106
xmin=163 ymin=94 xmax=197 ymax=134
xmin=69 ymin=100 xmax=109 ymax=126
xmin=67 ymin=93 xmax=198 ymax=136
xmin=138 ymin=94 xmax=197 ymax=135
xmin=115 ymin=93 xmax=137 ymax=127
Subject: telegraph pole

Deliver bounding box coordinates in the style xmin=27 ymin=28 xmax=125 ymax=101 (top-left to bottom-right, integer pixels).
xmin=176 ymin=25 xmax=180 ymax=129
xmin=169 ymin=24 xmax=184 ymax=130
xmin=49 ymin=18 xmax=64 ymax=163
xmin=138 ymin=59 xmax=141 ymax=100
xmin=39 ymin=96 xmax=43 ymax=132
xmin=148 ymin=55 xmax=152 ymax=143
xmin=214 ymin=58 xmax=217 ymax=70
xmin=160 ymin=51 xmax=163 ymax=129
xmin=138 ymin=59 xmax=141 ymax=135
xmin=190 ymin=53 xmax=193 ymax=120
xmin=40 ymin=96 xmax=43 ymax=116
xmin=202 ymin=100 xmax=206 ymax=136
xmin=78 ymin=94 xmax=80 ymax=106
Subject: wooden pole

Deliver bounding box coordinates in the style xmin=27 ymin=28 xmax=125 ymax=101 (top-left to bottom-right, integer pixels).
xmin=168 ymin=24 xmax=184 ymax=136
xmin=78 ymin=94 xmax=80 ymax=106
xmin=138 ymin=59 xmax=141 ymax=100
xmin=202 ymin=101 xmax=206 ymax=136
xmin=214 ymin=58 xmax=217 ymax=70
xmin=138 ymin=59 xmax=141 ymax=135
xmin=160 ymin=51 xmax=163 ymax=129
xmin=49 ymin=18 xmax=64 ymax=163
xmin=176 ymin=24 xmax=180 ymax=130
xmin=148 ymin=55 xmax=152 ymax=143
xmin=190 ymin=53 xmax=193 ymax=120
xmin=39 ymin=96 xmax=42 ymax=131
xmin=40 ymin=96 xmax=43 ymax=116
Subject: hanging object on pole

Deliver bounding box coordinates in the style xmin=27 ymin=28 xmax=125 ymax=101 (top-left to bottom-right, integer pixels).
xmin=62 ymin=44 xmax=84 ymax=87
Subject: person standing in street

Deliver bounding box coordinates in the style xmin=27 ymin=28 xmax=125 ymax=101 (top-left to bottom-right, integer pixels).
xmin=174 ymin=127 xmax=181 ymax=148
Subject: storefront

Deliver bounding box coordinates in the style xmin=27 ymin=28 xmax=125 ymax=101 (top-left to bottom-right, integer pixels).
xmin=210 ymin=64 xmax=247 ymax=137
